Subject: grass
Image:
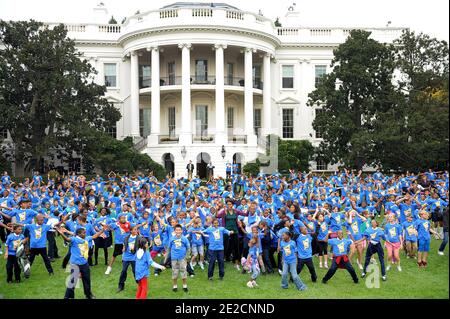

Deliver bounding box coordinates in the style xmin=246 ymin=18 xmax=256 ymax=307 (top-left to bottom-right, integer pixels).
xmin=0 ymin=236 xmax=448 ymax=299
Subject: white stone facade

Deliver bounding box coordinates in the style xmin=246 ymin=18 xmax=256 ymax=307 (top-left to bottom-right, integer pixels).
xmin=3 ymin=2 xmax=406 ymax=177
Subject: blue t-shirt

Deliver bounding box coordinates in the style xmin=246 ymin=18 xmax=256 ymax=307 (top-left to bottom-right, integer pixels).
xmin=384 ymin=223 xmax=403 ymax=243
xmin=346 ymin=217 xmax=364 ymax=241
xmin=402 ymin=221 xmax=418 ymax=242
xmin=169 ymin=235 xmax=190 ymax=260
xmin=109 ymin=222 xmax=129 ymax=244
xmin=12 ymin=209 xmax=37 ymax=224
xmin=69 ymin=236 xmax=93 ymax=265
xmin=329 ymin=213 xmax=345 ymax=232
xmin=414 ymin=219 xmax=431 ymax=240
xmin=189 ymin=227 xmax=204 ymax=246
xmin=364 ymin=227 xmax=385 ymax=243
xmin=25 ymin=224 xmax=51 ymax=248
xmin=123 ymin=234 xmax=138 ymax=262
xmin=204 ymin=226 xmax=230 ymax=251
xmin=328 ymin=238 xmax=353 ymax=257
xmin=135 ymin=250 xmax=157 ymax=281
xmin=6 ymin=233 xmax=25 ymax=256
xmin=296 ymin=234 xmax=312 ymax=259
xmin=280 ymin=239 xmax=297 ymax=264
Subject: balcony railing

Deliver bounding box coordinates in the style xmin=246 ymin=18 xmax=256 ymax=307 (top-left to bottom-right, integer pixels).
xmin=224 ymin=77 xmax=263 ymax=89
xmin=192 ymin=134 xmax=215 ymax=143
xmin=160 ymin=76 xmax=182 ymax=86
xmin=158 ymin=134 xmax=179 ymax=144
xmin=190 ymin=75 xmax=216 ymax=85
xmin=228 ymin=135 xmax=247 ymax=144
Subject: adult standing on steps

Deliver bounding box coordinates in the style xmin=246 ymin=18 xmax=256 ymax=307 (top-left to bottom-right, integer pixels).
xmin=186 ymin=160 xmax=195 ymax=181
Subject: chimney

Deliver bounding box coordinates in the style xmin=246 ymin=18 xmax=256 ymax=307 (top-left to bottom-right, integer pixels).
xmin=92 ymin=2 xmax=109 ymax=23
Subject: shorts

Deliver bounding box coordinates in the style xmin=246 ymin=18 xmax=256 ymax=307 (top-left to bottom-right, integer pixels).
xmin=113 ymin=244 xmax=124 ymax=257
xmin=171 ymin=259 xmax=187 ymax=279
xmin=317 ymin=241 xmax=328 ymax=256
xmin=191 ymin=244 xmax=204 ymax=256
xmin=418 ymin=238 xmax=430 ymax=252
xmin=385 ymin=241 xmax=401 ymax=250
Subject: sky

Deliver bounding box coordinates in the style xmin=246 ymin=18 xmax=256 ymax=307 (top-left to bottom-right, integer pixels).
xmin=0 ymin=0 xmax=448 ymax=41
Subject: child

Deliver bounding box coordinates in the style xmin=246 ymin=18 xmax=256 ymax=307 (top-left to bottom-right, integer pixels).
xmin=322 ymin=230 xmax=359 ymax=284
xmin=203 ymin=218 xmax=234 ymax=281
xmin=346 ymin=209 xmax=367 ymax=270
xmin=279 ymin=231 xmax=307 ymax=291
xmin=361 ymin=220 xmax=386 ymax=281
xmin=415 ymin=210 xmax=438 ymax=267
xmin=314 ymin=212 xmax=329 ymax=268
xmin=169 ymin=224 xmax=190 ymax=292
xmin=117 ymin=225 xmax=141 ymax=293
xmin=150 ymin=223 xmax=165 ymax=276
xmin=384 ymin=213 xmax=403 ymax=271
xmin=135 ymin=237 xmax=166 ymax=299
xmin=105 ymin=214 xmax=131 ymax=275
xmin=402 ymin=213 xmax=418 ymax=258
xmin=56 ymin=225 xmax=106 ymax=299
xmin=296 ymin=226 xmax=317 ymax=283
xmin=246 ymin=237 xmax=260 ymax=288
xmin=4 ymin=224 xmax=27 ymax=283
xmin=24 ymin=214 xmax=54 ymax=276
xmin=188 ymin=217 xmax=205 ymax=270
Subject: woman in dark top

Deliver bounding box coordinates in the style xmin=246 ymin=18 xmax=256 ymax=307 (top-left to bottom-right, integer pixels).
xmin=216 ymin=199 xmax=247 ymax=270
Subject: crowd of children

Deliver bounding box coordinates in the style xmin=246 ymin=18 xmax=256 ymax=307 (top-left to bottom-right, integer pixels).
xmin=0 ymin=168 xmax=448 ymax=298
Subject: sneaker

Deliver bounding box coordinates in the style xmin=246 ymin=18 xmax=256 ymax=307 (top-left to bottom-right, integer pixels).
xmin=199 ymin=263 xmax=205 ymax=270
xmin=438 ymin=251 xmax=444 ymax=256
xmin=319 ymin=262 xmax=323 ymax=268
xmin=418 ymin=261 xmax=423 ymax=267
xmin=208 ymin=277 xmax=213 ymax=281
xmin=172 ymin=287 xmax=178 ymax=292
xmin=252 ymin=281 xmax=259 ymax=287
xmin=190 ymin=274 xmax=195 ymax=278
xmin=278 ymin=269 xmax=283 ymax=275
xmin=386 ymin=265 xmax=391 ymax=271
xmin=246 ymin=281 xmax=254 ymax=288
xmin=189 ymin=262 xmax=194 ymax=269
xmin=361 ymin=272 xmax=366 ymax=278
xmin=0 ymin=250 xmax=3 ymax=255
xmin=382 ymin=276 xmax=387 ymax=281
xmin=324 ymin=263 xmax=328 ymax=269
xmin=154 ymin=273 xmax=159 ymax=277
xmin=116 ymin=288 xmax=124 ymax=293
xmin=397 ymin=265 xmax=402 ymax=272
xmin=105 ymin=266 xmax=112 ymax=275
xmin=358 ymin=263 xmax=363 ymax=270
xmin=235 ymin=264 xmax=240 ymax=271
xmin=183 ymin=287 xmax=189 ymax=293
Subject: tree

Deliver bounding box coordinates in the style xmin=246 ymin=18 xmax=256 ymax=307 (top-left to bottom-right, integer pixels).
xmin=308 ymin=30 xmax=398 ymax=170
xmin=389 ymin=31 xmax=449 ymax=171
xmin=84 ymin=135 xmax=167 ymax=180
xmin=242 ymin=135 xmax=314 ymax=175
xmin=0 ymin=20 xmax=121 ymax=176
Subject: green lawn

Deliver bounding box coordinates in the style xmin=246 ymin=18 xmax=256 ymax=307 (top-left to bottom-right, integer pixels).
xmin=0 ymin=237 xmax=448 ymax=299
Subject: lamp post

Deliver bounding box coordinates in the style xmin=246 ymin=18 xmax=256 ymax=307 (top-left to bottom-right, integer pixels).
xmin=181 ymin=146 xmax=187 ymax=159
xmin=221 ymin=145 xmax=226 ymax=159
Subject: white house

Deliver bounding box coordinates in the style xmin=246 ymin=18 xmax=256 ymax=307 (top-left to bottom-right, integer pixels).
xmin=1 ymin=2 xmax=406 ymax=177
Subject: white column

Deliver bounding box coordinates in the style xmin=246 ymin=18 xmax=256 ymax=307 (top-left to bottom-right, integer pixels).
xmin=130 ymin=51 xmax=140 ymax=137
xmin=214 ymin=43 xmax=227 ymax=145
xmin=149 ymin=46 xmax=160 ymax=142
xmin=179 ymin=43 xmax=192 ymax=144
xmin=244 ymin=47 xmax=257 ymax=145
xmin=263 ymin=53 xmax=272 ymax=136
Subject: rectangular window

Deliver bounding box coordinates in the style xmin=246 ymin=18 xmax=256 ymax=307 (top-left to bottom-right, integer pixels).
xmin=195 ymin=105 xmax=208 ymax=136
xmin=139 ymin=65 xmax=151 ymax=89
xmin=316 ymin=159 xmax=328 ymax=170
xmin=168 ymin=107 xmax=176 ymax=137
xmin=315 ymin=108 xmax=324 ymax=138
xmin=315 ymin=65 xmax=327 ymax=87
xmin=253 ymin=65 xmax=262 ymax=89
xmin=282 ymin=65 xmax=294 ymax=89
xmin=0 ymin=128 xmax=7 ymax=139
xmin=254 ymin=109 xmax=261 ymax=136
xmin=195 ymin=60 xmax=208 ymax=82
xmin=107 ymin=123 xmax=117 ymax=138
xmin=139 ymin=109 xmax=151 ymax=137
xmin=104 ymin=63 xmax=117 ymax=87
xmin=168 ymin=62 xmax=175 ymax=85
xmin=282 ymin=109 xmax=294 ymax=138
xmin=227 ymin=107 xmax=234 ymax=135
xmin=226 ymin=63 xmax=234 ymax=85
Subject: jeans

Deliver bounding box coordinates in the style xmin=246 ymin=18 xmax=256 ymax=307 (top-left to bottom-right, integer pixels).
xmin=262 ymin=248 xmax=274 ymax=273
xmin=118 ymin=260 xmax=136 ymax=289
xmin=6 ymin=255 xmax=21 ymax=282
xmin=29 ymin=247 xmax=54 ymax=274
xmin=208 ymin=250 xmax=225 ymax=279
xmin=323 ymin=256 xmax=359 ymax=283
xmin=224 ymin=233 xmax=240 ymax=262
xmin=251 ymin=263 xmax=260 ymax=280
xmin=439 ymin=231 xmax=449 ymax=252
xmin=363 ymin=243 xmax=386 ymax=276
xmin=64 ymin=263 xmax=92 ymax=299
xmin=297 ymin=257 xmax=317 ymax=282
xmin=281 ymin=261 xmax=307 ymax=290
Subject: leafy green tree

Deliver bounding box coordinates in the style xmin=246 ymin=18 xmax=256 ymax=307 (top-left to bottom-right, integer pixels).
xmin=84 ymin=135 xmax=167 ymax=179
xmin=0 ymin=20 xmax=121 ymax=176
xmin=308 ymin=30 xmax=398 ymax=170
